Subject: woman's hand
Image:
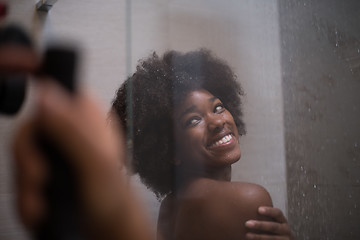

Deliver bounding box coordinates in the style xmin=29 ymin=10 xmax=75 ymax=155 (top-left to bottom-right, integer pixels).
xmin=13 ymin=81 xmax=153 ymax=240
xmin=13 ymin=81 xmax=125 ymax=232
xmin=245 ymin=206 xmax=294 ymax=240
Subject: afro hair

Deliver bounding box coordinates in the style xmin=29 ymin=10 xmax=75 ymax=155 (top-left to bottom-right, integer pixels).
xmin=111 ymin=49 xmax=245 ymax=199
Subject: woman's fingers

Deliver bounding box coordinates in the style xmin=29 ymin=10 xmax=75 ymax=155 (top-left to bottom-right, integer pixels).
xmin=13 ymin=120 xmax=47 ymax=228
xmin=245 ymin=220 xmax=290 ymax=235
xmin=245 ymin=207 xmax=294 ymax=240
xmin=258 ymin=207 xmax=288 ymax=223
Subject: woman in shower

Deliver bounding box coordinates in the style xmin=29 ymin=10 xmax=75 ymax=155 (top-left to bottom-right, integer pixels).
xmin=112 ymin=49 xmax=294 ymax=240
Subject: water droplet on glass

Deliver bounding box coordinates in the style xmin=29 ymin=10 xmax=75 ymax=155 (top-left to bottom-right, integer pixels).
xmin=358 ymin=49 xmax=360 ymax=53
xmin=335 ymin=42 xmax=339 ymax=47
xmin=300 ymin=166 xmax=304 ymax=171
xmin=313 ymin=184 xmax=317 ymax=189
xmin=302 ymin=193 xmax=306 ymax=197
xmin=354 ymin=142 xmax=358 ymax=148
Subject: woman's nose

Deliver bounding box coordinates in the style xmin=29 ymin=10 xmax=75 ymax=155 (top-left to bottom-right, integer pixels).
xmin=207 ymin=114 xmax=225 ymax=132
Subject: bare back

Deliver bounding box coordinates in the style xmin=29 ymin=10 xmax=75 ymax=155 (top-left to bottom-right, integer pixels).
xmin=157 ymin=178 xmax=273 ymax=240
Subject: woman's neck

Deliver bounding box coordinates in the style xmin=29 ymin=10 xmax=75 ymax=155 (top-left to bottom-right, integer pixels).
xmin=176 ymin=165 xmax=232 ymax=187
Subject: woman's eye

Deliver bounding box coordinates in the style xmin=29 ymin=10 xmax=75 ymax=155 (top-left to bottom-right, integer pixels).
xmin=185 ymin=117 xmax=200 ymax=127
xmin=214 ymin=104 xmax=224 ymax=113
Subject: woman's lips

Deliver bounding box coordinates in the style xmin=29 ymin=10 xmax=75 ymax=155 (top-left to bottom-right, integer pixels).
xmin=207 ymin=134 xmax=235 ymax=149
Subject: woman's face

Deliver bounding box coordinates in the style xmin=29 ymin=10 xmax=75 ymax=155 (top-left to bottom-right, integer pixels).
xmin=174 ymin=89 xmax=241 ymax=172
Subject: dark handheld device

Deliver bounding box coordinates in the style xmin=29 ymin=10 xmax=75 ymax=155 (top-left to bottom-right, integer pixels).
xmin=0 ymin=74 xmax=27 ymax=115
xmin=0 ymin=24 xmax=31 ymax=115
xmin=35 ymin=46 xmax=84 ymax=240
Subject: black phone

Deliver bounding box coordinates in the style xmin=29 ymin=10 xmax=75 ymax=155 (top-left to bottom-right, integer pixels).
xmin=0 ymin=24 xmax=31 ymax=115
xmin=35 ymin=46 xmax=84 ymax=240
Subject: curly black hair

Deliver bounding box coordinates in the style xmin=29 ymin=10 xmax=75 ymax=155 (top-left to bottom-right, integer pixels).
xmin=111 ymin=49 xmax=245 ymax=199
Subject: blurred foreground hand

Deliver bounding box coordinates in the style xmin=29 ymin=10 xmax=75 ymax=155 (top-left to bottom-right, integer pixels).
xmin=13 ymin=80 xmax=153 ymax=240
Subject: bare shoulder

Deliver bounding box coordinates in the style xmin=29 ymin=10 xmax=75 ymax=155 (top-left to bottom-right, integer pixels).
xmin=230 ymin=181 xmax=273 ymax=207
xmin=170 ymin=179 xmax=273 ymax=240
xmin=182 ymin=178 xmax=273 ymax=207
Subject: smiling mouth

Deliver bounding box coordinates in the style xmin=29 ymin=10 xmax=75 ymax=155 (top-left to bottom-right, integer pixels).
xmin=208 ymin=134 xmax=234 ymax=148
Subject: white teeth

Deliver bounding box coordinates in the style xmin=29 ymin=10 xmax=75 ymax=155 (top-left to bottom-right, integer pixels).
xmin=213 ymin=134 xmax=232 ymax=146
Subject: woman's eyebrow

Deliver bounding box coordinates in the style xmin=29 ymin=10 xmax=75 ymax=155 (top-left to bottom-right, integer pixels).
xmin=178 ymin=97 xmax=219 ymax=119
xmin=209 ymin=96 xmax=218 ymax=102
xmin=179 ymin=105 xmax=197 ymax=119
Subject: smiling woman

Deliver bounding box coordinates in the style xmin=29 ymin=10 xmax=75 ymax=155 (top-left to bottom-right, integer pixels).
xmin=173 ymin=90 xmax=241 ymax=176
xmin=111 ymin=49 xmax=293 ymax=240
